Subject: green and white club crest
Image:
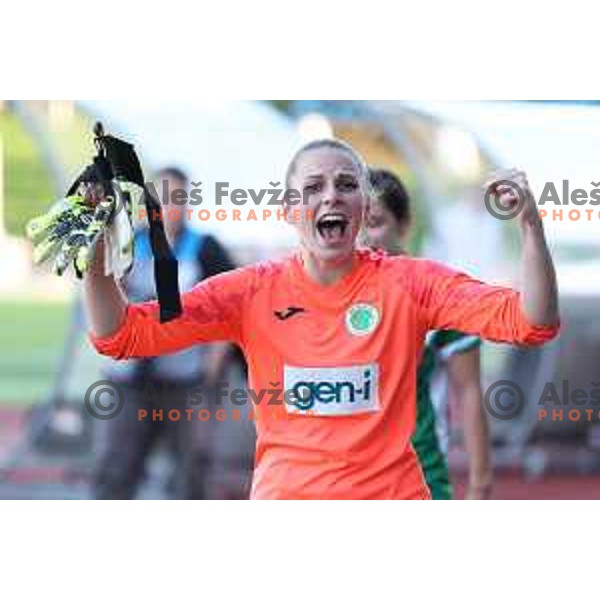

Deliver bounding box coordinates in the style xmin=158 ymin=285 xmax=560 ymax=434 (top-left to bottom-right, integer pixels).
xmin=345 ymin=303 xmax=380 ymax=336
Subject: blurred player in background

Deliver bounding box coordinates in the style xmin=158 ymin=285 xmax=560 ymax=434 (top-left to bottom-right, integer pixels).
xmin=364 ymin=168 xmax=492 ymax=499
xmin=94 ymin=166 xmax=238 ymax=499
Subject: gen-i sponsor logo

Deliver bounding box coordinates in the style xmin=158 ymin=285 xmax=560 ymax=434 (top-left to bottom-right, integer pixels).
xmin=292 ymin=368 xmax=373 ymax=409
xmin=284 ymin=364 xmax=380 ymax=416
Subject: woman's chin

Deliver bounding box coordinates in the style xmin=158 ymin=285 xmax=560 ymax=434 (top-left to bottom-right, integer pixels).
xmin=300 ymin=229 xmax=357 ymax=264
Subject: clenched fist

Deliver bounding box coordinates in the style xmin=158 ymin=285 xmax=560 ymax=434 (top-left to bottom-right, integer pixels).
xmin=484 ymin=168 xmax=540 ymax=228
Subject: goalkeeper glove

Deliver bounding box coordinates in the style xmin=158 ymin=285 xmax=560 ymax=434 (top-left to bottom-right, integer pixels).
xmin=25 ymin=121 xmax=181 ymax=322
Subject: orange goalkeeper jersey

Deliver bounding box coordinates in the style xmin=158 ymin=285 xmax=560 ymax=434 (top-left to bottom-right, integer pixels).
xmin=91 ymin=248 xmax=558 ymax=500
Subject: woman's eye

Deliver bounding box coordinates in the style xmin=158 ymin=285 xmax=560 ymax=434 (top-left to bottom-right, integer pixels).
xmin=305 ymin=182 xmax=321 ymax=194
xmin=338 ymin=179 xmax=358 ymax=192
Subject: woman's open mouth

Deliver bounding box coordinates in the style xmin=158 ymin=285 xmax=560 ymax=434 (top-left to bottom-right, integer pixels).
xmin=315 ymin=213 xmax=350 ymax=244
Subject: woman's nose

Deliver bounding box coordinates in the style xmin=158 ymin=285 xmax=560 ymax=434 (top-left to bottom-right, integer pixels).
xmin=322 ymin=183 xmax=337 ymax=205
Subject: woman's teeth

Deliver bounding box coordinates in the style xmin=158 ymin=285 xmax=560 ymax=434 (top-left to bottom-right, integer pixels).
xmin=317 ymin=216 xmax=348 ymax=241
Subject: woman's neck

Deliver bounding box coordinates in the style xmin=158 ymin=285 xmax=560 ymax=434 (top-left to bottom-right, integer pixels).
xmin=300 ymin=249 xmax=356 ymax=286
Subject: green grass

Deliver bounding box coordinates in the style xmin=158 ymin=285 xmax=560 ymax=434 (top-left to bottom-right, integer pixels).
xmin=0 ymin=110 xmax=55 ymax=237
xmin=0 ymin=300 xmax=71 ymax=406
xmin=46 ymin=107 xmax=96 ymax=185
xmin=0 ymin=105 xmax=109 ymax=407
xmin=0 ymin=299 xmax=106 ymax=407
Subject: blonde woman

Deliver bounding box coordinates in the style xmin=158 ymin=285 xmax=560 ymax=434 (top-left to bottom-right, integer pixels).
xmin=84 ymin=139 xmax=559 ymax=500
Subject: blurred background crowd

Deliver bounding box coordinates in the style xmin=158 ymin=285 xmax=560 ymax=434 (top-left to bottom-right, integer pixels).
xmin=0 ymin=100 xmax=599 ymax=499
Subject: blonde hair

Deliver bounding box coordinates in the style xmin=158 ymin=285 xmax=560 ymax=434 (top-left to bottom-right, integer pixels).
xmin=285 ymin=138 xmax=373 ymax=199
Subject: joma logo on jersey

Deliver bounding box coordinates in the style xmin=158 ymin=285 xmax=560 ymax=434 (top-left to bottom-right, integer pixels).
xmin=284 ymin=364 xmax=380 ymax=416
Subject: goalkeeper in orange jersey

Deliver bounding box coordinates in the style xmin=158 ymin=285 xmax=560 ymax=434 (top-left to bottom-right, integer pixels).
xmin=81 ymin=138 xmax=558 ymax=499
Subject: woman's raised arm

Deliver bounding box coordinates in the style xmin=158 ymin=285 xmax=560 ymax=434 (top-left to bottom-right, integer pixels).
xmin=83 ymin=237 xmax=128 ymax=338
xmin=84 ymin=238 xmax=254 ymax=360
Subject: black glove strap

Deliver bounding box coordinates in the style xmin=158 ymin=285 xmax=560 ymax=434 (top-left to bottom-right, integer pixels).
xmin=142 ymin=185 xmax=183 ymax=322
xmin=66 ymin=123 xmax=183 ymax=323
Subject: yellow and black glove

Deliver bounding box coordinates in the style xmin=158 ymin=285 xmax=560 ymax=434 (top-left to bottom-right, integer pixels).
xmin=25 ymin=122 xmax=182 ymax=322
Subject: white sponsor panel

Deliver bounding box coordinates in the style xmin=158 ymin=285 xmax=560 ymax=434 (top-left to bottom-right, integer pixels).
xmin=284 ymin=363 xmax=380 ymax=416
